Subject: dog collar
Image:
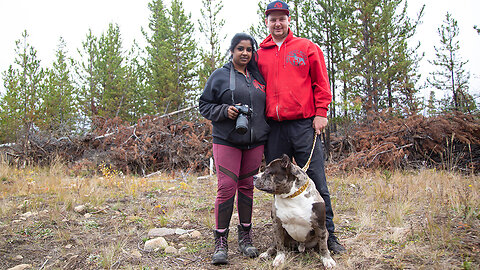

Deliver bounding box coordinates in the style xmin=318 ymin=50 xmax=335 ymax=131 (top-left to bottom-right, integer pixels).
xmin=285 ymin=181 xmax=309 ymax=199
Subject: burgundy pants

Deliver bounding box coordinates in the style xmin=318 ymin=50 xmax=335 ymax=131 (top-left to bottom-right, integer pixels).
xmin=212 ymin=143 xmax=264 ymax=229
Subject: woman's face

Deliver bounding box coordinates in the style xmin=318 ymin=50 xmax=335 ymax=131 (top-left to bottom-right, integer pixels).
xmin=231 ymin=39 xmax=253 ymax=71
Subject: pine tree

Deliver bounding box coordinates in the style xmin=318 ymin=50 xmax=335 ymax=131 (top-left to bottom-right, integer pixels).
xmin=0 ymin=66 xmax=21 ymax=143
xmin=426 ymin=90 xmax=438 ymax=116
xmin=169 ymin=0 xmax=198 ymax=109
xmin=143 ymin=0 xmax=176 ymax=115
xmin=329 ymin=0 xmax=358 ymax=120
xmin=302 ymin=0 xmax=344 ymax=120
xmin=142 ymin=0 xmax=198 ymax=114
xmin=380 ymin=0 xmax=423 ymax=113
xmin=125 ymin=41 xmax=149 ymax=121
xmin=197 ymin=0 xmax=226 ymax=93
xmin=349 ymin=0 xmax=385 ymax=114
xmin=287 ymin=0 xmax=310 ymax=37
xmin=96 ymin=23 xmax=133 ymax=121
xmin=428 ymin=12 xmax=476 ymax=112
xmin=39 ymin=37 xmax=78 ymax=136
xmin=346 ymin=0 xmax=424 ymax=115
xmin=0 ymin=30 xmax=45 ymax=143
xmin=76 ymin=29 xmax=101 ymax=123
xmin=249 ymin=0 xmax=270 ymax=42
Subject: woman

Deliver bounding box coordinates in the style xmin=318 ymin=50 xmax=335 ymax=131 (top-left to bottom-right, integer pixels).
xmin=199 ymin=33 xmax=269 ymax=265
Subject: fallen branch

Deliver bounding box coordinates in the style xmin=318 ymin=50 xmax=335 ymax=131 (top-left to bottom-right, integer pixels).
xmin=94 ymin=105 xmax=199 ymax=140
xmin=366 ymin=143 xmax=413 ymax=167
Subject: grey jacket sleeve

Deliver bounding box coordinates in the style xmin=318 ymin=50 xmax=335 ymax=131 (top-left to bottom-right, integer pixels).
xmin=199 ymin=73 xmax=229 ymax=122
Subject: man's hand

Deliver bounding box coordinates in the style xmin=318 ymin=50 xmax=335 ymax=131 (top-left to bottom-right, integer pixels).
xmin=313 ymin=116 xmax=328 ymax=134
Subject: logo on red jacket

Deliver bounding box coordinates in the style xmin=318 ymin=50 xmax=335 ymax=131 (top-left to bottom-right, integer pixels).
xmin=286 ymin=50 xmax=307 ymax=66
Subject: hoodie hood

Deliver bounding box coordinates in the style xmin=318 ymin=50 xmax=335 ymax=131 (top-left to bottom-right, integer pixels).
xmin=260 ymin=28 xmax=294 ymax=49
xmin=222 ymin=61 xmax=233 ymax=70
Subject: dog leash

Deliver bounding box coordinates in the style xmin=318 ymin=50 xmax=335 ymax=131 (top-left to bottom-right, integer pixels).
xmin=301 ymin=133 xmax=317 ymax=172
xmin=285 ymin=133 xmax=317 ymax=199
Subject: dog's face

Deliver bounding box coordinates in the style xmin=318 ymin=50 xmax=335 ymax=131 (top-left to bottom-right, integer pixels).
xmin=253 ymin=154 xmax=297 ymax=195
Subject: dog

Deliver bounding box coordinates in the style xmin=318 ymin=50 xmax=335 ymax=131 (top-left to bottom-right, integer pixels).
xmin=253 ymin=154 xmax=336 ymax=268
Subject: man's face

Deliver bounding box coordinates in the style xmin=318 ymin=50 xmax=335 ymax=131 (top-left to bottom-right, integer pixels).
xmin=265 ymin=11 xmax=290 ymax=40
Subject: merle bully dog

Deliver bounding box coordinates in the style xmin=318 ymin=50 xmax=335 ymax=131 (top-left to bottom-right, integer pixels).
xmin=253 ymin=154 xmax=336 ymax=268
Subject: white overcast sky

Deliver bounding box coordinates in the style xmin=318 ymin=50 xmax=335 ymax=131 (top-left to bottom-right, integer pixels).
xmin=0 ymin=0 xmax=479 ymax=98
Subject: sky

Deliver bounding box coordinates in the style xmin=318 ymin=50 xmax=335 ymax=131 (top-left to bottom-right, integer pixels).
xmin=0 ymin=0 xmax=479 ymax=99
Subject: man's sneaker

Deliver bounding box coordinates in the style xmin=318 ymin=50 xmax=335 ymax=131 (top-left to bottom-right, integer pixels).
xmin=237 ymin=224 xmax=259 ymax=258
xmin=212 ymin=229 xmax=229 ymax=265
xmin=327 ymin=235 xmax=346 ymax=254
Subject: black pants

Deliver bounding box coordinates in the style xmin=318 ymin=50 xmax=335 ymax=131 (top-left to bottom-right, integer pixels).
xmin=265 ymin=118 xmax=335 ymax=237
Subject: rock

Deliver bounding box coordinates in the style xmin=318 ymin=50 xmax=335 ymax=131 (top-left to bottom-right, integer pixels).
xmin=20 ymin=211 xmax=37 ymax=218
xmin=7 ymin=264 xmax=31 ymax=270
xmin=190 ymin=230 xmax=202 ymax=238
xmin=175 ymin=228 xmax=190 ymax=235
xmin=13 ymin=255 xmax=23 ymax=260
xmin=148 ymin=228 xmax=176 ymax=237
xmin=178 ymin=247 xmax=188 ymax=254
xmin=131 ymin=250 xmax=142 ymax=258
xmin=84 ymin=213 xmax=92 ymax=218
xmin=164 ymin=246 xmax=178 ymax=254
xmin=179 ymin=234 xmax=189 ymax=239
xmin=65 ymin=244 xmax=73 ymax=249
xmin=144 ymin=237 xmax=168 ymax=251
xmin=74 ymin=205 xmax=86 ymax=214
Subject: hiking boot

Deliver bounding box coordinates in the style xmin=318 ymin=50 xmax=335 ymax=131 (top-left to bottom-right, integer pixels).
xmin=327 ymin=234 xmax=346 ymax=254
xmin=212 ymin=229 xmax=229 ymax=265
xmin=237 ymin=224 xmax=259 ymax=258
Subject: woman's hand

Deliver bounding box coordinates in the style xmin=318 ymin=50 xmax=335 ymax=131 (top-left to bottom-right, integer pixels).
xmin=227 ymin=105 xmax=239 ymax=120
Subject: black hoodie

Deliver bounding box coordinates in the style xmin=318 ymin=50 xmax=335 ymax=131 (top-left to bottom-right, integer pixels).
xmin=199 ymin=62 xmax=270 ymax=149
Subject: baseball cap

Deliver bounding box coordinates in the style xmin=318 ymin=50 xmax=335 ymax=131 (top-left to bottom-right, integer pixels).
xmin=265 ymin=0 xmax=289 ymax=16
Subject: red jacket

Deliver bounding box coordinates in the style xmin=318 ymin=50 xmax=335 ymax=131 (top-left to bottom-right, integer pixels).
xmin=258 ymin=29 xmax=332 ymax=120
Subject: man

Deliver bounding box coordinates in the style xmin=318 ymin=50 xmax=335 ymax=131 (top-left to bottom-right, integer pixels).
xmin=257 ymin=0 xmax=346 ymax=254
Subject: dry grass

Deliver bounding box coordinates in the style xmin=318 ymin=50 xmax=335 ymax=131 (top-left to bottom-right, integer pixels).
xmin=0 ymin=160 xmax=479 ymax=269
xmin=332 ymin=169 xmax=479 ymax=269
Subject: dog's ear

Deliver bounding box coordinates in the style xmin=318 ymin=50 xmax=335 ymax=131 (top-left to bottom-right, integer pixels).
xmin=281 ymin=154 xmax=291 ymax=169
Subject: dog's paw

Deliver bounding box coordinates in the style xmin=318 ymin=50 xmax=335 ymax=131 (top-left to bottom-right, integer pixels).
xmin=272 ymin=252 xmax=286 ymax=267
xmin=259 ymin=252 xmax=270 ymax=260
xmin=298 ymin=243 xmax=305 ymax=252
xmin=322 ymin=257 xmax=336 ymax=268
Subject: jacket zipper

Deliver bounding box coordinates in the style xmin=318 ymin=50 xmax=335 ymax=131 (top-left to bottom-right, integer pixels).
xmin=275 ymin=49 xmax=280 ymax=121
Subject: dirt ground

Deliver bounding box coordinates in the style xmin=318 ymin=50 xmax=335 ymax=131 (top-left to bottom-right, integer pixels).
xmin=0 ymin=169 xmax=479 ymax=269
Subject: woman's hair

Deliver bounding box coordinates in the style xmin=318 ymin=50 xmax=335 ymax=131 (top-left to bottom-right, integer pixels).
xmin=229 ymin=33 xmax=266 ymax=85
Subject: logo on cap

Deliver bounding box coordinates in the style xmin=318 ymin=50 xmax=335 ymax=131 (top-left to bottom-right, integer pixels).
xmin=266 ymin=1 xmax=290 ymax=16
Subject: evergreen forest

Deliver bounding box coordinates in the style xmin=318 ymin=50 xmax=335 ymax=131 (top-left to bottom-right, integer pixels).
xmin=1 ymin=0 xmax=478 ymax=159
